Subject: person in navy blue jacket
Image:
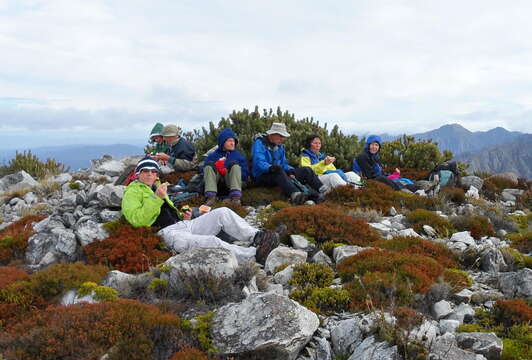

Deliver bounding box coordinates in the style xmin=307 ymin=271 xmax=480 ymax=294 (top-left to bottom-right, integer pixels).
xmin=203 ymin=128 xmax=249 ymax=206
xmin=252 ymin=122 xmax=326 ymax=205
xmin=353 ymin=135 xmax=418 ymax=192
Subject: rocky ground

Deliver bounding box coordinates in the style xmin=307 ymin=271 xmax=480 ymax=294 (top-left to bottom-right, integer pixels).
xmin=0 ymin=155 xmax=530 ymax=360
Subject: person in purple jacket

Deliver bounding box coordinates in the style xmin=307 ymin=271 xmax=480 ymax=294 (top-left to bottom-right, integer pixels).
xmin=203 ymin=128 xmax=249 ymax=206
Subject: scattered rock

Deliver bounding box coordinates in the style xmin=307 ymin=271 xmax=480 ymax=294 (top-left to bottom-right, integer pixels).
xmin=74 ymin=220 xmax=108 ymax=247
xmin=311 ymin=250 xmax=333 ymax=266
xmin=290 ymin=235 xmax=310 ymax=249
xmin=264 ymin=247 xmax=307 ymax=274
xmin=211 ymin=292 xmax=319 ymax=360
xmin=462 ymin=176 xmax=484 ymax=190
xmin=498 ymin=268 xmax=532 ymax=298
xmin=0 ymin=170 xmax=39 ymax=193
xmin=333 ymin=245 xmax=367 ymax=265
xmin=456 ymin=332 xmax=503 ymax=360
xmin=433 ymin=300 xmax=453 ymax=320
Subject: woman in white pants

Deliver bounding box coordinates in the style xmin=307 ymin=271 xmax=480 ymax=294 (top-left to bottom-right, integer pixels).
xmin=121 ymin=157 xmax=279 ymax=265
xmin=299 ymin=134 xmax=361 ymax=193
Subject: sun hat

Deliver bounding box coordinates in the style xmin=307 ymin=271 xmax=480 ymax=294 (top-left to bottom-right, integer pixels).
xmin=161 ymin=124 xmax=180 ymax=137
xmin=265 ymin=122 xmax=290 ymax=137
xmin=135 ymin=157 xmax=161 ymax=174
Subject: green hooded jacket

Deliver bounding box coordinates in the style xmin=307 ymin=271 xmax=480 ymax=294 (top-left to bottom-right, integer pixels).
xmin=149 ymin=123 xmax=169 ymax=154
xmin=121 ymin=180 xmax=179 ymax=227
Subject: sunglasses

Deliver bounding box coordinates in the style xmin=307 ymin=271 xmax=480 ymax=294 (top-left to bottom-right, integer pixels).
xmin=141 ymin=169 xmax=159 ymax=174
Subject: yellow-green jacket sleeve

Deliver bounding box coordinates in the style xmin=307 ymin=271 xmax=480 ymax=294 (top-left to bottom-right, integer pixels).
xmin=121 ymin=183 xmax=164 ymax=227
xmin=299 ymin=156 xmax=336 ymax=176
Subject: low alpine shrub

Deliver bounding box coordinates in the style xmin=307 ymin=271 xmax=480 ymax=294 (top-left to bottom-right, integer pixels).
xmin=0 ymin=215 xmax=45 ymax=265
xmin=160 ymin=170 xmax=198 ymax=184
xmin=290 ymin=286 xmax=350 ymax=314
xmin=0 ymin=266 xmax=28 ymax=289
xmin=508 ymin=231 xmax=532 ymax=253
xmin=439 ymin=186 xmax=466 ymax=204
xmin=405 ymin=209 xmax=455 ymax=237
xmin=170 ymin=348 xmax=210 ymax=360
xmin=0 ymin=299 xmax=187 ymax=360
xmin=450 ymin=215 xmax=496 ymax=240
xmin=241 ymin=186 xmax=286 ymax=206
xmin=289 ymin=263 xmax=334 ymax=289
xmin=327 ymin=181 xmax=440 ymax=213
xmin=264 ymin=204 xmax=381 ymax=246
xmin=494 ymin=299 xmax=532 ymax=327
xmin=374 ymin=236 xmax=458 ymax=268
xmin=442 ymin=268 xmax=473 ymax=292
xmin=85 ymin=223 xmax=171 ymax=273
xmin=338 ymin=249 xmax=445 ymax=310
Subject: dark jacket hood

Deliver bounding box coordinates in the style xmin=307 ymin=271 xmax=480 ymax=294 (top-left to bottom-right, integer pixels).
xmin=217 ymin=128 xmax=239 ymax=151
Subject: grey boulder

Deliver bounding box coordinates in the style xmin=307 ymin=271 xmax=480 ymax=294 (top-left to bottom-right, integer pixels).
xmin=456 ymin=332 xmax=503 ymax=360
xmin=498 ymin=268 xmax=532 ymax=298
xmin=75 ymin=220 xmax=108 ymax=247
xmin=0 ymin=170 xmax=39 ymax=193
xmin=211 ymin=292 xmax=319 ymax=360
xmin=264 ymin=247 xmax=307 ymax=273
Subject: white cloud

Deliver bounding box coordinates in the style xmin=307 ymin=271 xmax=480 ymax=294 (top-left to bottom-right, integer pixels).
xmin=0 ymin=0 xmax=531 ymax=149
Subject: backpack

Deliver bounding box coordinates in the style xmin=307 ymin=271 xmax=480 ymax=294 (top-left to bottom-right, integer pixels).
xmin=184 ymin=174 xmax=205 ymax=194
xmin=115 ymin=164 xmax=138 ymax=186
xmin=290 ymin=178 xmax=312 ymax=195
xmin=428 ymin=161 xmax=460 ymax=187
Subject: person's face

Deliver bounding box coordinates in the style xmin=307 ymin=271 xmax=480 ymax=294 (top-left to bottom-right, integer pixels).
xmin=369 ymin=142 xmax=380 ymax=154
xmin=138 ymin=169 xmax=159 ymax=186
xmin=268 ymin=133 xmax=285 ymax=145
xmin=224 ymin=138 xmax=236 ymax=151
xmin=152 ymin=136 xmax=164 ymax=144
xmin=310 ymin=137 xmax=321 ymax=153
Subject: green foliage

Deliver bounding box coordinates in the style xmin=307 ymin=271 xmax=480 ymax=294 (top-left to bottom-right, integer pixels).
xmin=500 ymin=247 xmax=532 ymax=270
xmin=442 ymin=268 xmax=473 ymax=292
xmin=320 ymin=241 xmax=346 ymax=257
xmin=405 ymin=209 xmax=455 ymax=237
xmin=379 ymin=135 xmax=454 ymax=170
xmin=148 ymin=278 xmax=169 ymax=296
xmin=191 ymin=106 xmax=365 ymax=170
xmin=290 ymin=287 xmax=350 ymax=314
xmin=68 ymin=181 xmax=81 ymax=190
xmin=0 ymin=150 xmax=69 ymax=179
xmin=508 ymin=231 xmax=532 ymax=253
xmin=289 ymin=263 xmax=335 ymax=289
xmin=190 ymin=312 xmax=217 ymax=355
xmin=77 ymin=281 xmax=118 ymax=302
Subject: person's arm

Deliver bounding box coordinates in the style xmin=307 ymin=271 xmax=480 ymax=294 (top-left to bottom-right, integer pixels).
xmin=279 ymin=147 xmax=293 ymax=171
xmin=300 ymin=156 xmax=328 ymax=175
xmin=121 ymin=185 xmax=164 ymax=227
xmin=252 ymin=140 xmax=273 ymax=175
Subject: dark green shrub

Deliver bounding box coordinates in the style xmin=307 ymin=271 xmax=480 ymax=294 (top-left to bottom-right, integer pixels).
xmin=290 ymin=287 xmax=350 ymax=314
xmin=190 ymin=106 xmax=365 ymax=170
xmin=379 ymin=135 xmax=454 ymax=170
xmin=405 ymin=209 xmax=455 ymax=237
xmin=289 ymin=263 xmax=335 ymax=289
xmin=442 ymin=268 xmax=473 ymax=292
xmin=0 ymin=150 xmax=69 ymax=179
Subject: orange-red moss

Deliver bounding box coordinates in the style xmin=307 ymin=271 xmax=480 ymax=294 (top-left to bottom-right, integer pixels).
xmin=494 ymin=299 xmax=532 ymax=327
xmin=439 ymin=186 xmax=466 ymax=204
xmin=85 ymin=223 xmax=171 ymax=273
xmin=0 ymin=215 xmax=46 ymax=264
xmin=265 ymin=204 xmax=381 ymax=246
xmin=170 ymin=348 xmax=210 ymax=360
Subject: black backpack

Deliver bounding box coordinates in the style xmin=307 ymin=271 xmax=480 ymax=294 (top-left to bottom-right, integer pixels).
xmin=428 ymin=161 xmax=460 ymax=187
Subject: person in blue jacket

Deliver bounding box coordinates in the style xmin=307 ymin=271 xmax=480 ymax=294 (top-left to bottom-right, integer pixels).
xmin=203 ymin=128 xmax=249 ymax=206
xmin=252 ymin=122 xmax=326 ymax=205
xmin=353 ymin=135 xmax=418 ymax=192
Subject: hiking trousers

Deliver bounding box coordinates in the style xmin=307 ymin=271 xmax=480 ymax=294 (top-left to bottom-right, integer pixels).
xmin=256 ymin=167 xmax=323 ymax=196
xmin=204 ymin=164 xmax=242 ymax=193
xmin=319 ymin=171 xmax=361 ymax=192
xmin=157 ymin=207 xmax=257 ymax=264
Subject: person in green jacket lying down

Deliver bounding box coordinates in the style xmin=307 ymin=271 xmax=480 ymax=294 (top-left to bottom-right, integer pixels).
xmin=121 ymin=157 xmax=281 ymax=264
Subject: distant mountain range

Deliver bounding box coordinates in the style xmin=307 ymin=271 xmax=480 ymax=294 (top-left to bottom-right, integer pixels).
xmin=0 ymin=144 xmax=145 ymax=171
xmin=374 ymin=123 xmax=530 ymax=178
xmin=455 ymin=134 xmax=532 ymax=179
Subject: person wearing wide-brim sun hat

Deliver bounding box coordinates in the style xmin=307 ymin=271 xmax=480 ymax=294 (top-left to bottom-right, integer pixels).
xmin=120 ymin=157 xmax=284 ymax=265
xmin=152 ymin=124 xmax=197 ymax=171
xmin=251 ymin=122 xmax=327 ymax=205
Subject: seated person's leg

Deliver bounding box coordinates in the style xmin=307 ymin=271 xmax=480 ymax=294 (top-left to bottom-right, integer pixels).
xmin=375 ymin=175 xmax=402 ymax=191
xmin=293 ymin=167 xmax=325 ymax=192
xmin=345 ymin=171 xmax=361 ymax=183
xmin=189 ymin=207 xmax=258 ymax=243
xmin=225 ymin=164 xmax=242 ymax=202
xmin=318 ymin=173 xmax=346 ymax=192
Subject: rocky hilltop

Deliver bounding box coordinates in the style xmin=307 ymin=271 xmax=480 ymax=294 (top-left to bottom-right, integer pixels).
xmin=0 ymin=155 xmax=530 ymax=360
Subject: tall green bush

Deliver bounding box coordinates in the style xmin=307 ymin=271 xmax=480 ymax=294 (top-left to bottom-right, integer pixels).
xmin=0 ymin=151 xmax=68 ymax=179
xmin=379 ymin=135 xmax=453 ymax=170
xmin=190 ymin=106 xmax=365 ymax=171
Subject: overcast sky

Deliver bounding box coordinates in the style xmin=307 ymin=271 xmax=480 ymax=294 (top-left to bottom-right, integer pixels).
xmin=1 ymin=0 xmax=532 ymax=149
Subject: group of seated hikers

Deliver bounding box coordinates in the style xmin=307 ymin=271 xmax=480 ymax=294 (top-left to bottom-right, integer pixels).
xmin=121 ymin=122 xmax=427 ymax=265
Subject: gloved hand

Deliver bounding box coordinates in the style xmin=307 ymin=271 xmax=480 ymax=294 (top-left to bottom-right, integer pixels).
xmin=215 ymin=158 xmax=227 ymax=176
xmin=269 ymin=164 xmax=282 ymax=174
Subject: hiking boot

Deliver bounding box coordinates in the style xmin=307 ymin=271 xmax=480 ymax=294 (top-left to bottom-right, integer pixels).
xmin=314 ymin=193 xmax=326 ymax=204
xmin=304 ymin=200 xmax=316 ymax=205
xmin=204 ymin=192 xmax=217 ymax=206
xmin=290 ymin=191 xmax=308 ymax=205
xmin=318 ymin=185 xmax=329 ymax=194
xmin=254 ymin=230 xmax=280 ymax=265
